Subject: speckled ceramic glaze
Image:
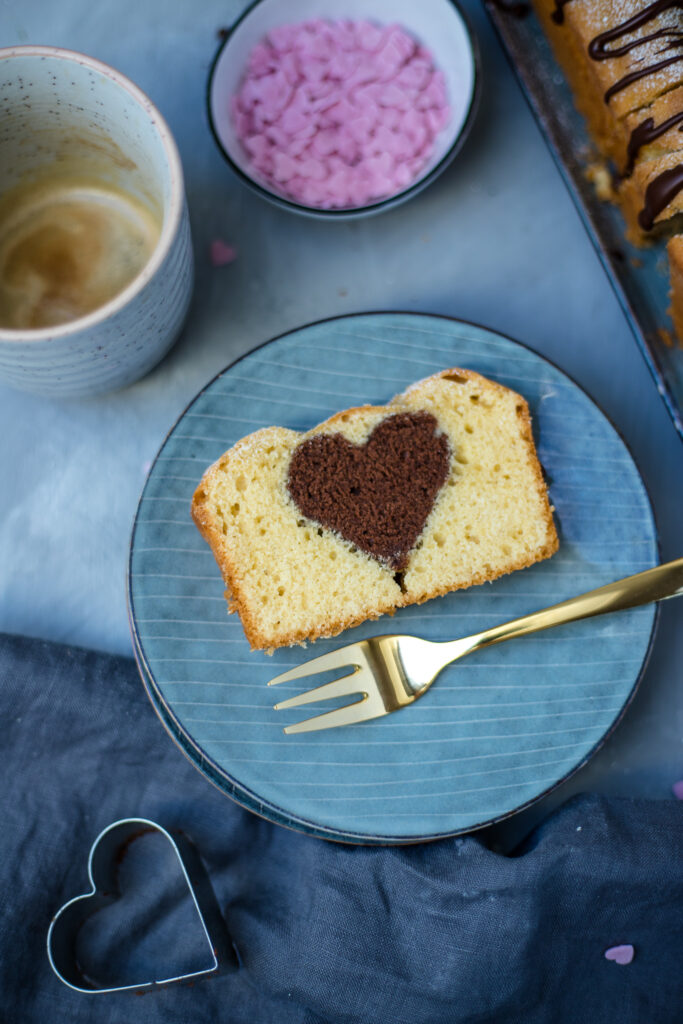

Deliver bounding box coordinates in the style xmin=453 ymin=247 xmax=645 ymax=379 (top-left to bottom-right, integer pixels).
xmin=129 ymin=313 xmax=658 ymax=844
xmin=0 ymin=46 xmax=193 ymax=397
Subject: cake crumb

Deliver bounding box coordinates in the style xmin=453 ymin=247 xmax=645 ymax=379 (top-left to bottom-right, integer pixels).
xmin=585 ymin=162 xmax=615 ymax=202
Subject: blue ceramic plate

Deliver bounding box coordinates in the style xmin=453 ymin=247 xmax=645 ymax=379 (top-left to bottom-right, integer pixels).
xmin=128 ymin=313 xmax=657 ymax=844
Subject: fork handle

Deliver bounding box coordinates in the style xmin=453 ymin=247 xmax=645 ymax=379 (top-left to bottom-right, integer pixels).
xmin=448 ymin=557 xmax=683 ymax=657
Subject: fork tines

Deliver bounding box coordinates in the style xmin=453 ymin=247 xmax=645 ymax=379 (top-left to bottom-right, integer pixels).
xmin=269 ymin=648 xmax=385 ymax=734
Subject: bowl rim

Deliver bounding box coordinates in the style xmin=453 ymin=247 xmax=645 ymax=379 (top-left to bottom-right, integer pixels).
xmin=206 ymin=0 xmax=482 ymax=220
xmin=0 ymin=45 xmax=186 ymax=343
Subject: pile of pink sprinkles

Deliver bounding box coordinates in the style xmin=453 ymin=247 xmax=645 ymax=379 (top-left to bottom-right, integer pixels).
xmin=230 ymin=19 xmax=451 ymax=209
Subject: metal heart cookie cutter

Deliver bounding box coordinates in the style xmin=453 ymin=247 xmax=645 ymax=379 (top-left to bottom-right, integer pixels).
xmin=47 ymin=817 xmax=234 ymax=994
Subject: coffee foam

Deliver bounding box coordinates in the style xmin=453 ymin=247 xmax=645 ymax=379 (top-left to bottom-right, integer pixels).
xmin=0 ymin=179 xmax=161 ymax=330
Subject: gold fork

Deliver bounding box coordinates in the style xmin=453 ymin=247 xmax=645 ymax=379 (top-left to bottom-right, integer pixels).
xmin=269 ymin=558 xmax=683 ymax=734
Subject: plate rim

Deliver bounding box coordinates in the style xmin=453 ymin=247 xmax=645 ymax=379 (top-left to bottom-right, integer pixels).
xmin=127 ymin=310 xmax=661 ymax=845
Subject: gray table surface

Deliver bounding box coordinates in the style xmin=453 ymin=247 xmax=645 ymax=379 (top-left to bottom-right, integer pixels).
xmin=1 ymin=0 xmax=681 ymax=845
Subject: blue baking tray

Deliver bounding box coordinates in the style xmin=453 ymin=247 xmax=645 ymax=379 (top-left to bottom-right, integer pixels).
xmin=485 ymin=0 xmax=683 ymax=440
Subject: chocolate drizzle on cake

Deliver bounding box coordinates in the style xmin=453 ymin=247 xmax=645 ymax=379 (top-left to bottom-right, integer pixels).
xmin=547 ymin=0 xmax=683 ymax=227
xmin=626 ymin=111 xmax=683 ymax=174
xmin=604 ymin=54 xmax=683 ymax=104
xmin=588 ymin=2 xmax=683 ymax=61
xmin=287 ymin=412 xmax=451 ymax=571
xmin=550 ymin=1 xmax=683 ymax=102
xmin=588 ymin=2 xmax=683 ymax=103
xmin=638 ymin=163 xmax=683 ymax=227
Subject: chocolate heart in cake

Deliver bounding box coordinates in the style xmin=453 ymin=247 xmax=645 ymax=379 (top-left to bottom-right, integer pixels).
xmin=287 ymin=411 xmax=451 ymax=571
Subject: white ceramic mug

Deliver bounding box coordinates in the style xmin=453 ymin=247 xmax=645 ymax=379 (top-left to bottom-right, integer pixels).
xmin=0 ymin=46 xmax=194 ymax=397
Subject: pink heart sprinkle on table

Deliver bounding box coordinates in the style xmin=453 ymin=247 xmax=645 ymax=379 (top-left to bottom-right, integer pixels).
xmin=210 ymin=240 xmax=237 ymax=267
xmin=604 ymin=945 xmax=635 ymax=965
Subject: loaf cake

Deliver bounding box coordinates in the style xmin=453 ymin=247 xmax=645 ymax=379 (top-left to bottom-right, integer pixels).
xmin=191 ymin=369 xmax=559 ymax=651
xmin=532 ymin=0 xmax=683 ymax=340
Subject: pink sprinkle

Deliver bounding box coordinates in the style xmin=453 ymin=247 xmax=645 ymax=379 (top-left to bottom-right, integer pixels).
xmin=376 ymin=82 xmax=412 ymax=109
xmin=302 ymin=58 xmax=326 ymax=83
xmin=280 ymin=105 xmax=310 ymax=135
xmin=268 ymin=24 xmax=298 ymax=52
xmin=335 ymin=130 xmax=359 ymax=163
xmin=337 ymin=23 xmax=359 ymax=52
xmin=231 ymin=18 xmax=450 ymax=209
xmin=347 ymin=115 xmax=374 ymax=144
xmin=366 ymin=152 xmax=393 ymax=177
xmin=401 ymin=108 xmax=423 ymax=138
xmin=373 ymin=124 xmax=403 ymax=157
xmin=328 ymin=52 xmax=358 ymax=80
xmin=356 ymin=20 xmax=384 ymax=51
xmin=252 ymin=152 xmax=273 ymax=176
xmin=280 ymin=52 xmax=299 ymax=85
xmin=247 ymin=43 xmax=274 ymax=76
xmin=210 ymin=239 xmax=237 ymax=267
xmin=289 ymin=135 xmax=313 ymax=158
xmin=265 ymin=124 xmax=289 ymax=148
xmin=393 ymin=162 xmax=413 ymax=188
xmin=327 ymin=167 xmax=351 ymax=194
xmin=673 ymin=779 xmax=683 ymax=799
xmin=354 ymin=96 xmax=381 ymax=123
xmin=232 ymin=110 xmax=250 ymax=138
xmin=604 ymin=945 xmax=635 ymax=965
xmin=375 ymin=43 xmax=404 ymax=78
xmin=375 ymin=29 xmax=415 ymax=79
xmin=311 ymin=129 xmax=338 ymax=157
xmin=272 ymin=151 xmax=299 ymax=183
xmin=417 ymin=71 xmax=448 ymax=110
xmin=301 ymin=33 xmax=333 ymax=62
xmin=410 ymin=124 xmax=428 ymax=154
xmin=396 ymin=61 xmax=431 ymax=91
xmin=239 ymin=77 xmax=261 ymax=109
xmin=299 ymin=181 xmax=327 ymax=205
xmin=385 ymin=26 xmax=417 ymax=61
xmin=307 ymin=79 xmax=337 ymax=103
xmin=348 ymin=57 xmax=379 ymax=88
xmin=381 ymin=107 xmax=401 ymax=130
xmin=426 ymin=106 xmax=450 ymax=134
xmin=251 ymin=108 xmax=268 ymax=133
xmin=327 ymin=98 xmax=357 ymax=125
xmin=299 ymin=156 xmax=326 ymax=181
